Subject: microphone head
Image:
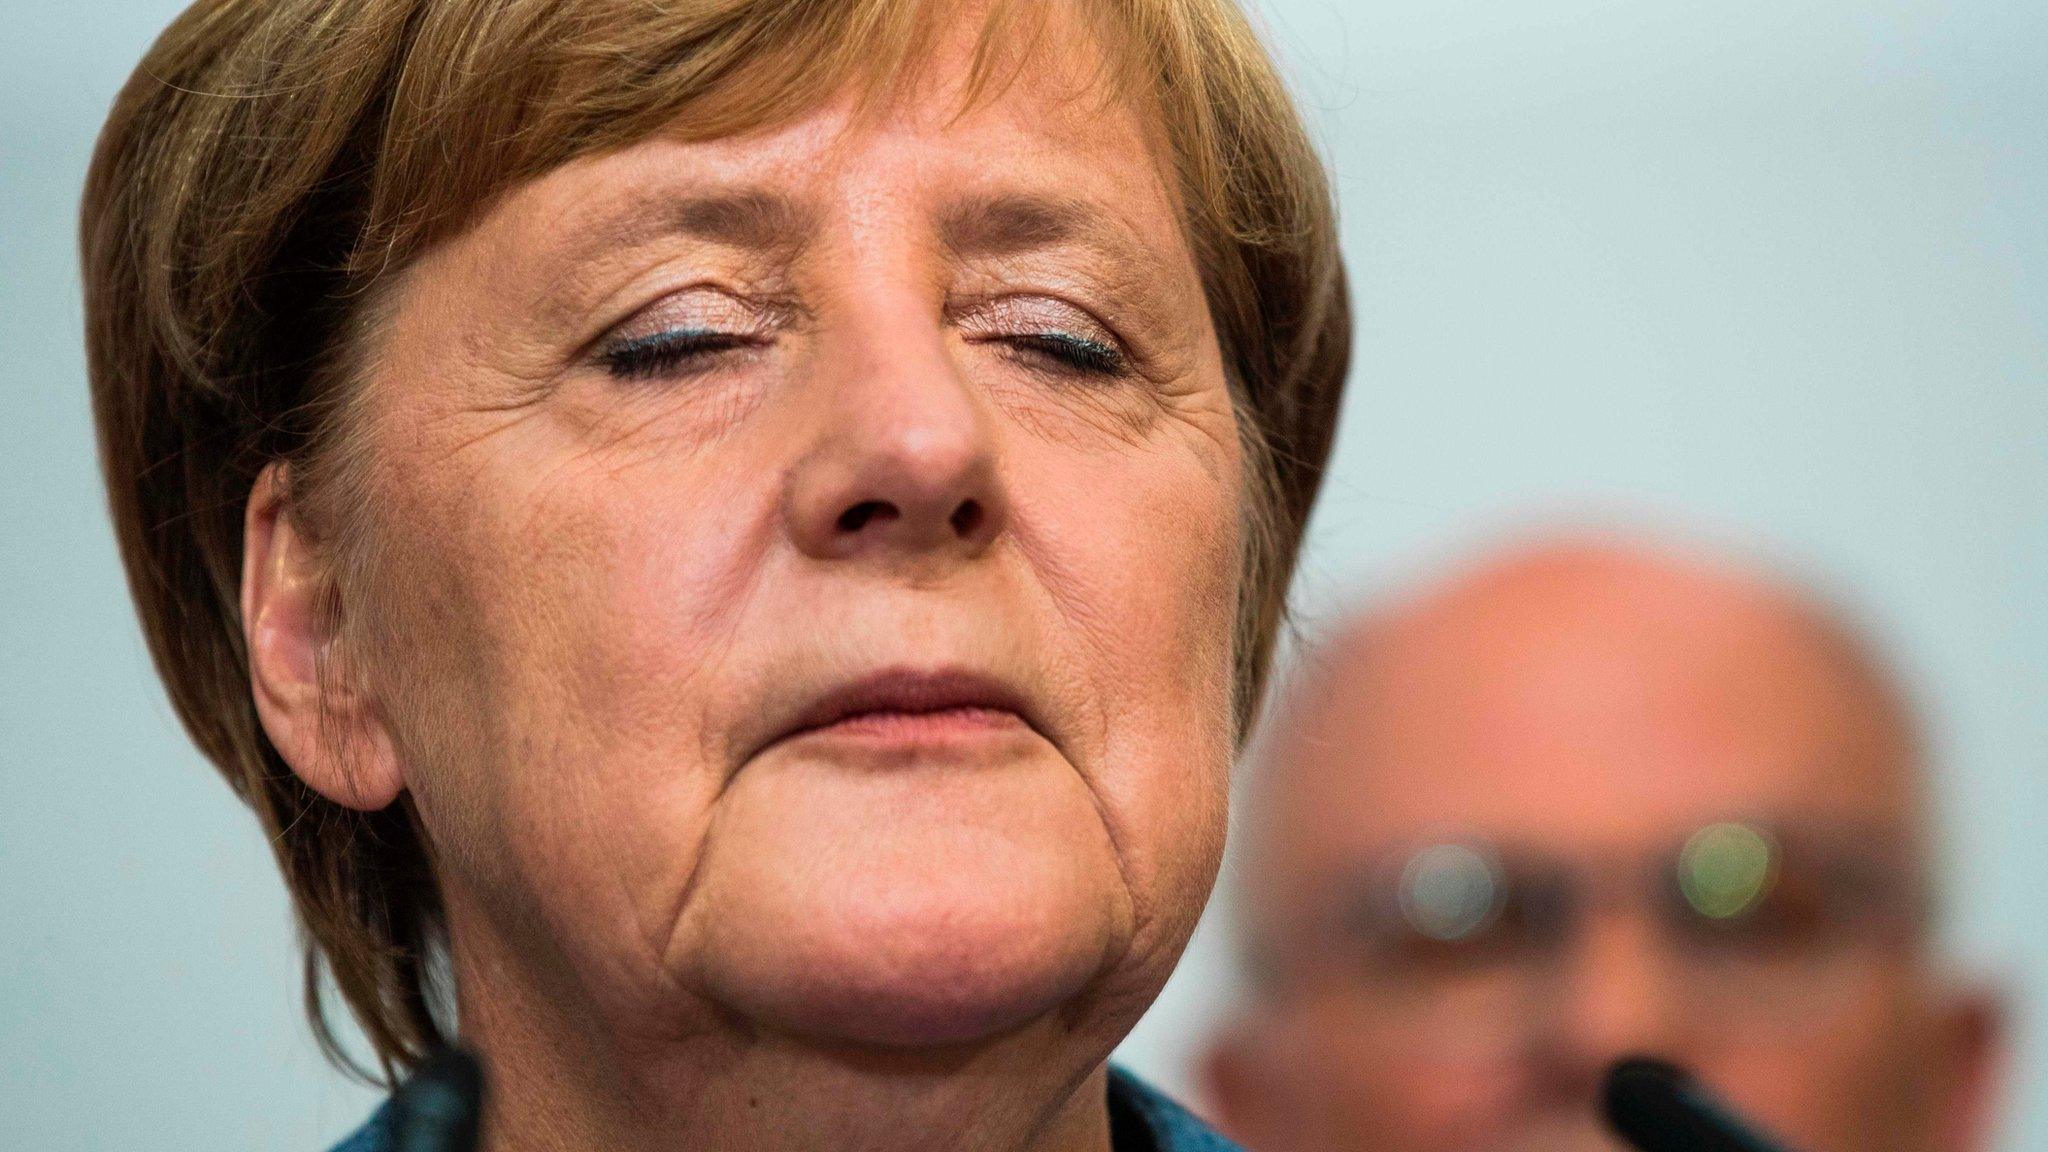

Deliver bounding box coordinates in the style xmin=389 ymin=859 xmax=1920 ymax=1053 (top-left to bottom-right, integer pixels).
xmin=1602 ymin=1056 xmax=1794 ymax=1152
xmin=390 ymin=1045 xmax=486 ymax=1152
xmin=1603 ymin=1057 xmax=1696 ymax=1151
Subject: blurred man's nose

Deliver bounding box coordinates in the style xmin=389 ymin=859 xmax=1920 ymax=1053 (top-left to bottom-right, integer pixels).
xmin=782 ymin=288 xmax=1008 ymax=564
xmin=1527 ymin=909 xmax=1692 ymax=1102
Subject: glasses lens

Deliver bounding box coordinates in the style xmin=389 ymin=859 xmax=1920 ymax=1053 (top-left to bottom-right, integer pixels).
xmin=1399 ymin=843 xmax=1503 ymax=941
xmin=1663 ymin=822 xmax=1915 ymax=1028
xmin=1326 ymin=842 xmax=1544 ymax=1061
xmin=1677 ymin=822 xmax=1777 ymax=920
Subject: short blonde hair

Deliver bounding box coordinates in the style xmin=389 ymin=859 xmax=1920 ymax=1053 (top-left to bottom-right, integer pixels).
xmin=82 ymin=0 xmax=1349 ymax=1081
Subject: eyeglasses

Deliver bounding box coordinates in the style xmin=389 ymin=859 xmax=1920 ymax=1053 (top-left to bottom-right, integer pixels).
xmin=1270 ymin=820 xmax=1927 ymax=1058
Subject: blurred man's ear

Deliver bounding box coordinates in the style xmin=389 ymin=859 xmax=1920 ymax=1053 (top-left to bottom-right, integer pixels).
xmin=1933 ymin=983 xmax=2008 ymax=1152
xmin=242 ymin=462 xmax=405 ymax=811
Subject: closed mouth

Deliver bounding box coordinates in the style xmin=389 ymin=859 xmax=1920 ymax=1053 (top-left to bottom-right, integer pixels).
xmin=765 ymin=667 xmax=1041 ymax=752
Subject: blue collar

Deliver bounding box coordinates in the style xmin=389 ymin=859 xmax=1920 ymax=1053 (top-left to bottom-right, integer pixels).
xmin=332 ymin=1064 xmax=1241 ymax=1152
xmin=1106 ymin=1065 xmax=1245 ymax=1152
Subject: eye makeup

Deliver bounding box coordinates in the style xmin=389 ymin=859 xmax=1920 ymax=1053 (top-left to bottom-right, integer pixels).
xmin=954 ymin=295 xmax=1134 ymax=381
xmin=590 ymin=286 xmax=1141 ymax=385
xmin=1001 ymin=331 xmax=1126 ymax=377
xmin=593 ymin=286 xmax=784 ymax=382
xmin=601 ymin=329 xmax=762 ymax=381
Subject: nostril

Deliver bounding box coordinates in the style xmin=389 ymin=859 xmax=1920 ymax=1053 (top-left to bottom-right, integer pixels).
xmin=949 ymin=499 xmax=984 ymax=538
xmin=837 ymin=500 xmax=898 ymax=534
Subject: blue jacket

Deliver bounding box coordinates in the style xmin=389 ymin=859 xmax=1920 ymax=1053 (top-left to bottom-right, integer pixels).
xmin=331 ymin=1065 xmax=1240 ymax=1152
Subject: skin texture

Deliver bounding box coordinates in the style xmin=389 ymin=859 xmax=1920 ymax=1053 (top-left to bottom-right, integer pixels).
xmin=1206 ymin=540 xmax=2005 ymax=1152
xmin=241 ymin=14 xmax=1241 ymax=1152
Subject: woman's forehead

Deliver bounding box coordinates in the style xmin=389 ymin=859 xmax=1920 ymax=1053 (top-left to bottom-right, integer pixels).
xmin=501 ymin=90 xmax=1178 ymax=253
xmin=399 ymin=71 xmax=1200 ymax=341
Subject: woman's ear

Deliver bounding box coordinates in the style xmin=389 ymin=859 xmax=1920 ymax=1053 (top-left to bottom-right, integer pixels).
xmin=242 ymin=461 xmax=404 ymax=811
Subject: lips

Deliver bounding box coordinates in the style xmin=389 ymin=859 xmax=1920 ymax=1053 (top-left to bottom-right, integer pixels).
xmin=755 ymin=667 xmax=1043 ymax=757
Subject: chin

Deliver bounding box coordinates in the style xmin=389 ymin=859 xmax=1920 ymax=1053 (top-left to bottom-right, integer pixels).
xmin=725 ymin=896 xmax=1116 ymax=1049
xmin=679 ymin=749 xmax=1134 ymax=1049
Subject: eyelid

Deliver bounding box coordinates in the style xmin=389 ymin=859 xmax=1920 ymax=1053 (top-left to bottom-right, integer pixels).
xmin=588 ymin=284 xmax=792 ymax=359
xmin=952 ymin=293 xmax=1125 ymax=349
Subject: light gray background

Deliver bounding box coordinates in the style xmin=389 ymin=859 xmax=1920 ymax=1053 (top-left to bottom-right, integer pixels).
xmin=4 ymin=1 xmax=2041 ymax=1149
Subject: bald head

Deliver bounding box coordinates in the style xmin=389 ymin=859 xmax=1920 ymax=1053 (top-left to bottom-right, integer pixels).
xmin=1242 ymin=537 xmax=1929 ymax=953
xmin=1205 ymin=537 xmax=2001 ymax=1152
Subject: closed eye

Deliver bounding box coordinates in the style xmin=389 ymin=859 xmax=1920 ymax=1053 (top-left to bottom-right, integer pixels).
xmin=599 ymin=328 xmax=765 ymax=382
xmin=1001 ymin=331 xmax=1129 ymax=378
xmin=955 ymin=294 xmax=1136 ymax=382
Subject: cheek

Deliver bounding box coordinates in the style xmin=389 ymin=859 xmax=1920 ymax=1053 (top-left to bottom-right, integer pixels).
xmin=388 ymin=417 xmax=770 ymax=712
xmin=1026 ymin=393 xmax=1243 ymax=695
xmin=1700 ymin=976 xmax=1939 ymax=1152
xmin=1007 ymin=408 xmax=1243 ymax=940
xmin=359 ymin=430 xmax=773 ymax=961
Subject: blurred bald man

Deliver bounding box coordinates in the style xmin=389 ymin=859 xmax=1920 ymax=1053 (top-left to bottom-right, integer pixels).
xmin=1204 ymin=539 xmax=2004 ymax=1152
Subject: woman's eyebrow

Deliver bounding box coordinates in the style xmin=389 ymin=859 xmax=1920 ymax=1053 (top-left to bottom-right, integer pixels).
xmin=557 ymin=187 xmax=820 ymax=267
xmin=529 ymin=187 xmax=817 ymax=326
xmin=937 ymin=191 xmax=1174 ymax=280
xmin=666 ymin=189 xmax=818 ymax=253
xmin=533 ymin=186 xmax=1185 ymax=328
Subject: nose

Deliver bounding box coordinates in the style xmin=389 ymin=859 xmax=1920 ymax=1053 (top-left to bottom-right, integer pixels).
xmin=782 ymin=314 xmax=1007 ymax=564
xmin=1526 ymin=910 xmax=1691 ymax=1103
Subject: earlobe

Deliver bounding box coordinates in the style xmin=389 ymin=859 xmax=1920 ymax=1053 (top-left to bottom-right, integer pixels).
xmin=242 ymin=462 xmax=404 ymax=812
xmin=1201 ymin=1025 xmax=1275 ymax=1150
xmin=1937 ymin=984 xmax=2010 ymax=1152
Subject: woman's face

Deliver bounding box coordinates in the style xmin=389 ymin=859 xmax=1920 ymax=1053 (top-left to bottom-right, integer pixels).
xmin=328 ymin=40 xmax=1243 ymax=1051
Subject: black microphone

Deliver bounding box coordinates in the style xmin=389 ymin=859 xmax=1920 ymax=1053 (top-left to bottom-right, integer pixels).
xmin=389 ymin=1045 xmax=486 ymax=1152
xmin=1602 ymin=1057 xmax=1799 ymax=1152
